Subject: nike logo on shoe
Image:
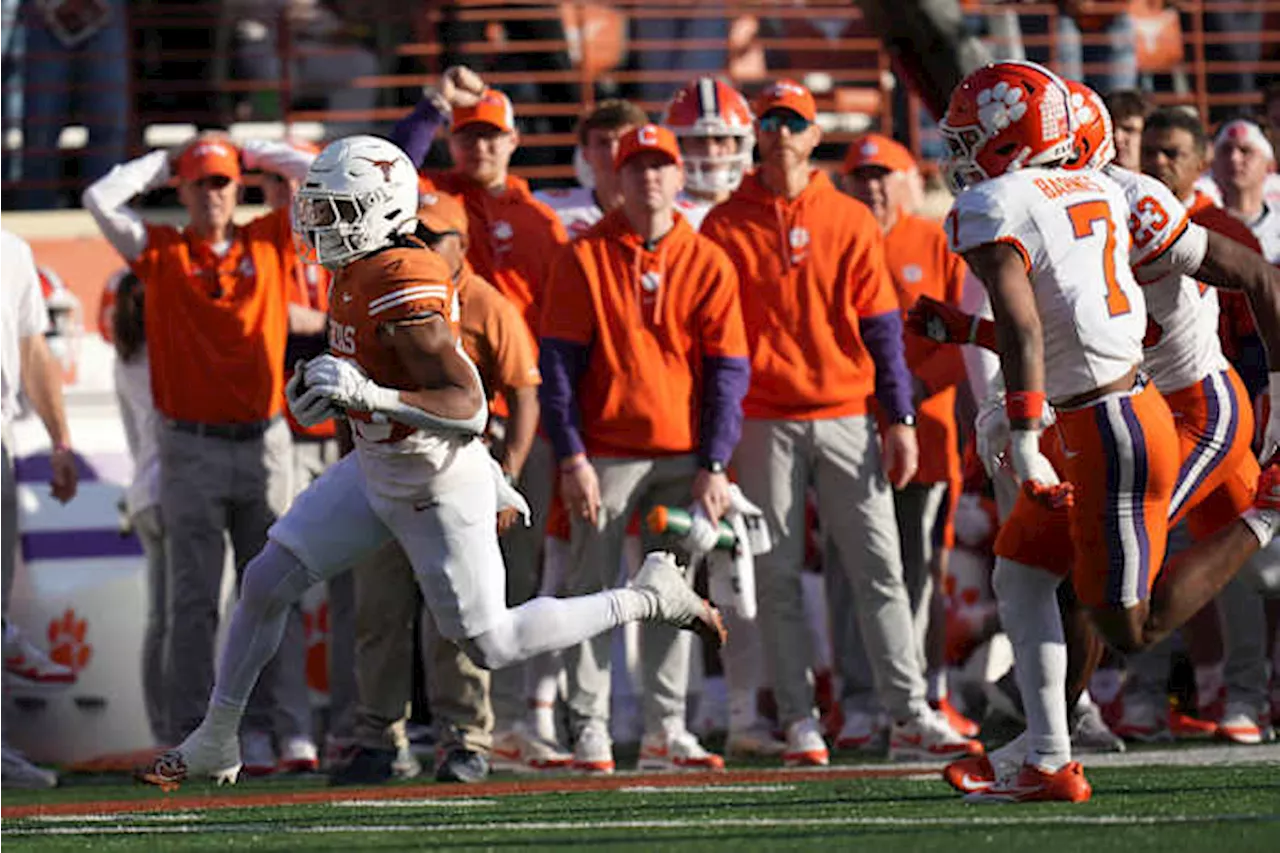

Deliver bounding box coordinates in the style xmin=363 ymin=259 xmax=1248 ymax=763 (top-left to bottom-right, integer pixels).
xmin=958 ymin=773 xmax=991 ymax=792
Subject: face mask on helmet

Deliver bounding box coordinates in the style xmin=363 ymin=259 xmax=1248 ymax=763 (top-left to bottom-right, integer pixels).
xmin=678 ymin=134 xmax=754 ymax=195
xmin=293 ymin=136 xmax=419 ymax=270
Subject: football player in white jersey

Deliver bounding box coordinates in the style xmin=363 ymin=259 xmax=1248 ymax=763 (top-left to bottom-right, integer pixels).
xmin=534 ymin=100 xmax=649 ymax=238
xmin=136 ymin=135 xmax=728 ymax=791
xmin=932 ymin=61 xmax=1280 ymax=802
xmin=662 ymin=77 xmax=755 ymax=230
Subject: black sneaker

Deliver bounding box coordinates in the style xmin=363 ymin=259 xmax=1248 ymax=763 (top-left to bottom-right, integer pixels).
xmin=435 ymin=748 xmax=489 ymax=784
xmin=328 ymin=746 xmax=396 ymax=786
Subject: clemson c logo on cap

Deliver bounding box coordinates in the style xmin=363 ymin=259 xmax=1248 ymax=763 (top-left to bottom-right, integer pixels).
xmin=638 ymin=124 xmax=660 ymax=145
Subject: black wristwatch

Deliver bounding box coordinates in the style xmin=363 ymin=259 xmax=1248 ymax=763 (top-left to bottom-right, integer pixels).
xmin=700 ymin=459 xmax=727 ymax=474
xmin=893 ymin=414 xmax=917 ymax=427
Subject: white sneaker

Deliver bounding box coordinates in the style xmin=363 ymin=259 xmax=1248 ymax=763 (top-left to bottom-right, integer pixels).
xmin=782 ymin=717 xmax=829 ymax=767
xmin=726 ymin=721 xmax=787 ymax=757
xmin=1 ymin=742 xmax=57 ymax=789
xmin=241 ymin=730 xmax=277 ymax=777
xmin=835 ymin=707 xmax=886 ymax=753
xmin=136 ymin=719 xmax=242 ymax=790
xmin=392 ymin=742 xmax=423 ymax=779
xmin=1218 ymin=702 xmax=1276 ymax=745
xmin=1071 ymin=700 xmax=1125 ymax=754
xmin=888 ymin=709 xmax=984 ymax=762
xmin=279 ymin=735 xmax=319 ymax=773
xmin=491 ymin=722 xmax=573 ymax=773
xmin=2 ymin=623 xmax=75 ymax=692
xmin=572 ymin=721 xmax=615 ymax=774
xmin=631 ymin=552 xmax=727 ymax=648
xmin=637 ymin=727 xmax=726 ymax=772
xmin=1111 ymin=695 xmax=1172 ymax=743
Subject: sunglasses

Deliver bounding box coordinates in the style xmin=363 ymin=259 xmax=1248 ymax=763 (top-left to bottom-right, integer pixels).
xmin=758 ymin=114 xmax=813 ymax=134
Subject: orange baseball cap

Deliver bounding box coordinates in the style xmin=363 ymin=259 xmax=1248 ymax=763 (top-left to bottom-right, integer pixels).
xmin=843 ymin=133 xmax=916 ymax=174
xmin=417 ymin=186 xmax=469 ymax=236
xmin=451 ymin=88 xmax=516 ymax=133
xmin=754 ymin=79 xmax=817 ymax=123
xmin=175 ymin=139 xmax=242 ymax=183
xmin=614 ymin=123 xmax=683 ymax=170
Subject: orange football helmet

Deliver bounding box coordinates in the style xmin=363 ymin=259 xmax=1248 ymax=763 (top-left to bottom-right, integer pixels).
xmin=1063 ymin=80 xmax=1115 ymax=172
xmin=939 ymin=61 xmax=1075 ymax=193
xmin=661 ymin=77 xmax=754 ymax=194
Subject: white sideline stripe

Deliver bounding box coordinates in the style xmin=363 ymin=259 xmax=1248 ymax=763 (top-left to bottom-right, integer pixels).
xmin=620 ymin=784 xmax=796 ymax=794
xmin=330 ymin=799 xmax=496 ymax=808
xmin=8 ymin=813 xmax=1279 ymax=837
xmin=30 ymin=812 xmax=204 ymax=823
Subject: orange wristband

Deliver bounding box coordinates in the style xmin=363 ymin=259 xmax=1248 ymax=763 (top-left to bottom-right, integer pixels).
xmin=1006 ymin=391 xmax=1046 ymax=422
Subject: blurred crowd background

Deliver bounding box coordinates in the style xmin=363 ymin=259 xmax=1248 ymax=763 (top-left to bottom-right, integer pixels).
xmin=3 ymin=0 xmax=1280 ymax=210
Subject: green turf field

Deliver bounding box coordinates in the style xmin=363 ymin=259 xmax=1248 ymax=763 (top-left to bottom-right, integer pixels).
xmin=4 ymin=750 xmax=1279 ymax=852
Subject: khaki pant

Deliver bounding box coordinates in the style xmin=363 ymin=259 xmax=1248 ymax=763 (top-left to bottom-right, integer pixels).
xmin=159 ymin=418 xmax=309 ymax=740
xmin=733 ymin=416 xmax=928 ymax=727
xmin=563 ymin=454 xmax=698 ymax=735
xmin=350 ymin=541 xmax=493 ymax=755
xmin=830 ymin=482 xmax=947 ymax=711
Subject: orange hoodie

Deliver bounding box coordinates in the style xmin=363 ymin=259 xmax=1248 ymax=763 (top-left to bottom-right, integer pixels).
xmin=540 ymin=209 xmax=748 ymax=458
xmin=427 ymin=171 xmax=568 ymax=337
xmin=702 ymin=169 xmax=901 ymax=421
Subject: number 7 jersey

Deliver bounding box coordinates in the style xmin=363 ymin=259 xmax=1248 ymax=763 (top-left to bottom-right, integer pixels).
xmin=945 ymin=167 xmax=1145 ymax=402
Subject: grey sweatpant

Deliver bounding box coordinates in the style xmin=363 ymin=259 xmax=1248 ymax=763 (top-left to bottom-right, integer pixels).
xmin=562 ymin=454 xmax=699 ymax=736
xmin=734 ymin=415 xmax=928 ymax=727
xmin=159 ymin=418 xmax=310 ymax=742
xmin=831 ymin=482 xmax=946 ymax=711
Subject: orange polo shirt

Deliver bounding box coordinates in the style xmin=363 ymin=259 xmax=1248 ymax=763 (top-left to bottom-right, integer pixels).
xmin=882 ymin=212 xmax=968 ymax=485
xmin=702 ymin=170 xmax=900 ymax=421
xmin=457 ymin=263 xmax=541 ymax=405
xmin=427 ymin=171 xmax=568 ymax=337
xmin=133 ymin=209 xmax=291 ymax=424
xmin=540 ymin=209 xmax=748 ymax=458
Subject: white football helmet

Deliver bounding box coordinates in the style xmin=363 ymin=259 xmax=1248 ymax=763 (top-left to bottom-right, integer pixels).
xmin=292 ymin=135 xmax=419 ymax=269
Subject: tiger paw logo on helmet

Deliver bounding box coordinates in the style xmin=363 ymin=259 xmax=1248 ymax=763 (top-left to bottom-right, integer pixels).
xmin=975 ymin=82 xmax=1027 ymax=134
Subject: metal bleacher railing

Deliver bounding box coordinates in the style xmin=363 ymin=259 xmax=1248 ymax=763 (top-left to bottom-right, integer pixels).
xmin=2 ymin=0 xmax=1277 ymax=209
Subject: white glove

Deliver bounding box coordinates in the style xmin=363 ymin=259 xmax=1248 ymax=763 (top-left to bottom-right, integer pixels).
xmin=286 ymin=361 xmax=342 ymax=427
xmin=302 ymin=354 xmax=390 ymax=414
xmin=491 ymin=458 xmax=531 ymax=526
xmin=1007 ymin=429 xmax=1061 ymax=488
xmin=727 ymin=484 xmax=772 ymax=555
xmin=1262 ymin=374 xmax=1280 ymax=461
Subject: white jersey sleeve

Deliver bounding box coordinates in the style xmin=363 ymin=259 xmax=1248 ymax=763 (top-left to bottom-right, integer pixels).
xmin=533 ymin=186 xmax=603 ymax=239
xmin=1105 ymin=165 xmax=1226 ymax=395
xmin=674 ymin=194 xmax=715 ymax=231
xmin=946 ymin=169 xmax=1146 ymax=403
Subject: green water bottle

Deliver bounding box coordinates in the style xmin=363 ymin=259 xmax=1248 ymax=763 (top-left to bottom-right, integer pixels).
xmin=646 ymin=506 xmax=736 ymax=550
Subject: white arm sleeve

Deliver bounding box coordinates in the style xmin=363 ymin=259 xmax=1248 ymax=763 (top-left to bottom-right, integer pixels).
xmin=1137 ymin=220 xmax=1211 ymax=283
xmin=240 ymin=139 xmax=316 ymax=183
xmin=81 ymin=150 xmax=171 ymax=262
xmin=12 ymin=235 xmax=49 ymax=338
xmin=959 ymin=268 xmax=1005 ymax=406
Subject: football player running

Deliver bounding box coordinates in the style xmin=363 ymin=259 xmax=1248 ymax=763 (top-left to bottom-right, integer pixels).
xmin=137 ymin=135 xmax=727 ymax=790
xmin=932 ymin=61 xmax=1280 ymax=802
xmin=918 ymin=79 xmax=1280 ymax=801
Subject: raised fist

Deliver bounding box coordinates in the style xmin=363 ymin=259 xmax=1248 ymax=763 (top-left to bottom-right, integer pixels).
xmin=440 ymin=66 xmax=486 ymax=109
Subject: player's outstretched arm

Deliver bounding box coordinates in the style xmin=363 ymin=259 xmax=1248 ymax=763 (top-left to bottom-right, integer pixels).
xmin=1194 ymin=230 xmax=1280 ymax=372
